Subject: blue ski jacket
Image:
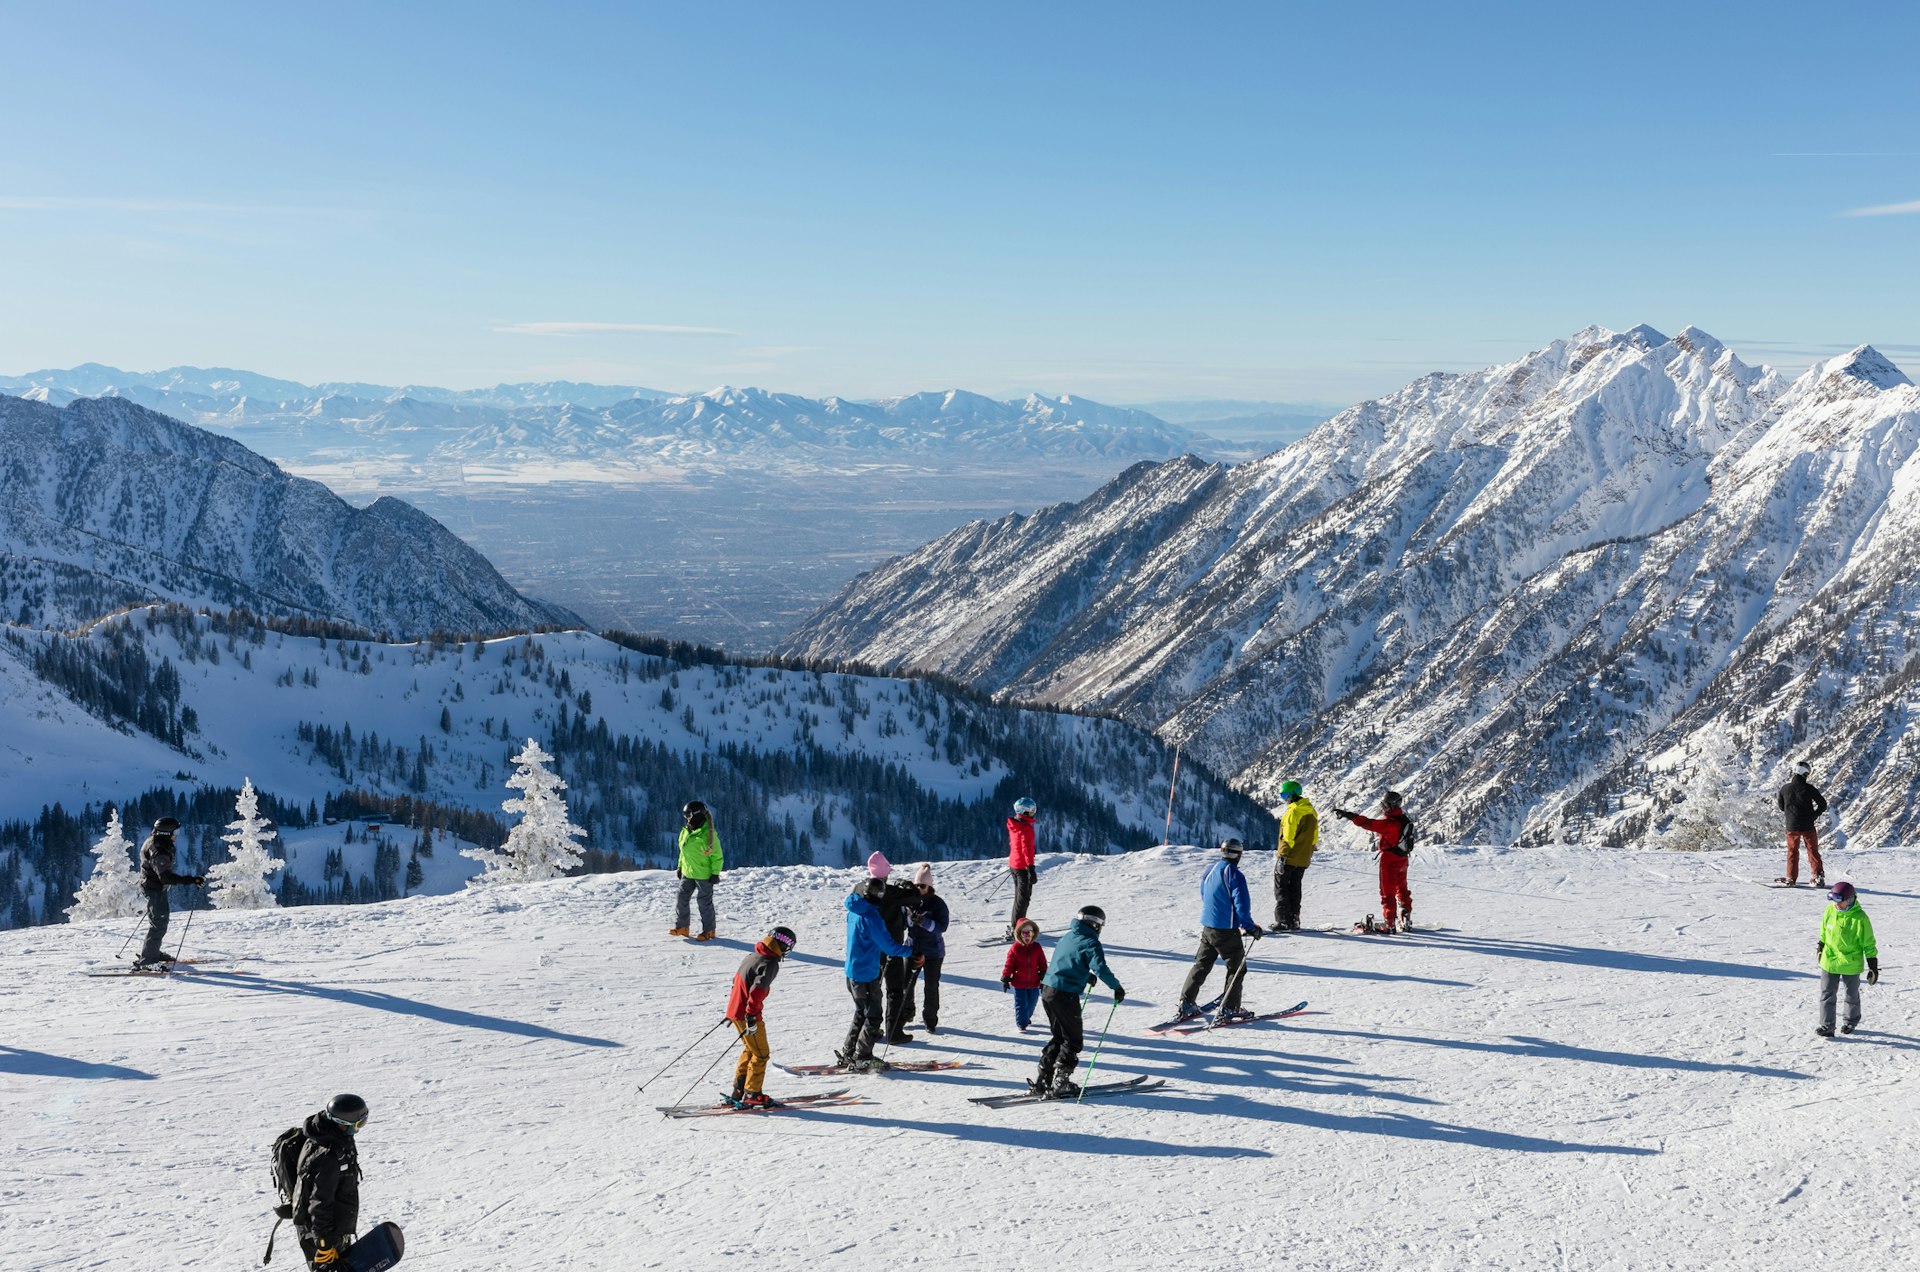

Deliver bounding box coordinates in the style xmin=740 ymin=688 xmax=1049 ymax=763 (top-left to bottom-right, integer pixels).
xmin=844 ymin=891 xmax=912 ymax=982
xmin=1043 ymin=918 xmax=1123 ymax=997
xmin=1199 ymin=859 xmax=1254 ymax=931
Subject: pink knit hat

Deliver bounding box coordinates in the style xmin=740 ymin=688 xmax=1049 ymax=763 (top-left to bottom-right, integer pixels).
xmin=913 ymin=863 xmax=933 ymax=887
xmin=867 ymin=850 xmax=891 ymax=879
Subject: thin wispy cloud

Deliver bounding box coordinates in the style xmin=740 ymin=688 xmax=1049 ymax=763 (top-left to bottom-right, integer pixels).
xmin=0 ymin=194 xmax=348 ymax=217
xmin=1840 ymin=199 xmax=1920 ymax=218
xmin=494 ymin=321 xmax=736 ymax=337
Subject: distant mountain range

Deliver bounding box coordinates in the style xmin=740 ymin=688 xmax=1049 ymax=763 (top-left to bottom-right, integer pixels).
xmin=782 ymin=325 xmax=1920 ymax=849
xmin=0 ymin=365 xmax=1229 ymax=478
xmin=0 ymin=393 xmax=576 ymax=636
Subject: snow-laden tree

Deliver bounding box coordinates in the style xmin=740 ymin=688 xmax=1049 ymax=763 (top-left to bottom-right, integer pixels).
xmin=208 ymin=778 xmax=284 ymax=909
xmin=464 ymin=739 xmax=586 ymax=886
xmin=68 ymin=808 xmax=144 ymax=921
xmin=1661 ymin=723 xmax=1776 ymax=851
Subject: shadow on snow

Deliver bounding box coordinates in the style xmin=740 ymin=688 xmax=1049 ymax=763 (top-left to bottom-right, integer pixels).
xmin=0 ymin=1044 xmax=156 ymax=1081
xmin=183 ymin=972 xmax=622 ymax=1047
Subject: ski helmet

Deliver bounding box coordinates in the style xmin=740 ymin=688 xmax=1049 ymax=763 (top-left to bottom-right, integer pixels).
xmin=1278 ymin=780 xmax=1303 ymax=801
xmin=1013 ymin=797 xmax=1037 ymax=817
xmin=1076 ymin=905 xmax=1106 ymax=932
xmin=682 ymin=800 xmax=709 ymax=828
xmin=154 ymin=817 xmax=181 ymax=835
xmin=1219 ymin=838 xmax=1244 ymax=861
xmin=1383 ymin=791 xmax=1404 ymax=811
xmin=1827 ymin=881 xmax=1856 ymax=906
xmin=767 ymin=925 xmax=797 ymax=955
xmin=324 ymin=1093 xmax=369 ymax=1133
xmin=1793 ymin=761 xmax=1811 ymax=777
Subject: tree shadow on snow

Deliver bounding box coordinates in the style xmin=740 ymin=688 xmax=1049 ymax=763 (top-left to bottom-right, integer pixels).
xmin=1147 ymin=1090 xmax=1658 ymax=1156
xmin=1289 ymin=1024 xmax=1810 ymax=1080
xmin=0 ymin=1045 xmax=156 ymax=1081
xmin=195 ymin=974 xmax=622 ymax=1047
xmin=1407 ymin=932 xmax=1810 ymax=981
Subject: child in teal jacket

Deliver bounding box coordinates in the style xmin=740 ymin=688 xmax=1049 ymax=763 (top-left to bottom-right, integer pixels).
xmin=1815 ymin=881 xmax=1880 ymax=1037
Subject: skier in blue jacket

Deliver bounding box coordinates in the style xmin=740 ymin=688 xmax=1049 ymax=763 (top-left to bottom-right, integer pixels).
xmin=1034 ymin=905 xmax=1126 ymax=1098
xmin=1175 ymin=839 xmax=1262 ymax=1024
xmin=838 ymin=879 xmax=913 ymax=1072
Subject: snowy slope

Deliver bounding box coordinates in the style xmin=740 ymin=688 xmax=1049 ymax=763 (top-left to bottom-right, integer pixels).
xmin=4 ymin=843 xmax=1913 ymax=1269
xmin=782 ymin=326 xmax=1920 ymax=848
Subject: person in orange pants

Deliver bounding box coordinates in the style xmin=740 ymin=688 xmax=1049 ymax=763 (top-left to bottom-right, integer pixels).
xmin=1775 ymin=761 xmax=1829 ymax=887
xmin=1333 ymin=792 xmax=1414 ymax=932
xmin=724 ymin=925 xmax=796 ymax=1107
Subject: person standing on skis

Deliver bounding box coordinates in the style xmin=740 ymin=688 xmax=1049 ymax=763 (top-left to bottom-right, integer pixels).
xmin=1334 ymin=791 xmax=1414 ymax=932
xmin=1033 ymin=904 xmax=1125 ymax=1099
xmin=839 ymin=878 xmax=913 ymax=1072
xmin=1004 ymin=796 xmax=1040 ymax=940
xmin=1776 ymin=761 xmax=1829 ymax=888
xmin=725 ymin=925 xmax=797 ymax=1108
xmin=1175 ymin=839 xmax=1262 ymax=1023
xmin=1270 ymin=780 xmax=1319 ymax=931
xmin=670 ymin=800 xmax=723 ymax=940
xmin=135 ymin=816 xmax=203 ymax=969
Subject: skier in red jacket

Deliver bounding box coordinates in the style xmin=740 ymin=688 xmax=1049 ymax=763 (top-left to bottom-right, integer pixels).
xmin=1334 ymin=792 xmax=1414 ymax=933
xmin=1004 ymin=796 xmax=1038 ymax=940
xmin=724 ymin=925 xmax=796 ymax=1108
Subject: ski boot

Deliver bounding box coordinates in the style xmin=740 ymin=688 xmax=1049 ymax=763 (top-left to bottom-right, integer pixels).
xmin=1812 ymin=876 xmax=1826 ymax=889
xmin=1212 ymin=1007 xmax=1256 ymax=1027
xmin=1046 ymin=1079 xmax=1083 ymax=1100
xmin=736 ymin=1092 xmax=779 ymax=1110
xmin=1175 ymin=1000 xmax=1201 ymax=1020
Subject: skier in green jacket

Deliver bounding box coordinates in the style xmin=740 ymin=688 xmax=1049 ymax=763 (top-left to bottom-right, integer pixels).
xmin=1815 ymin=881 xmax=1879 ymax=1038
xmin=670 ymin=800 xmax=724 ymax=941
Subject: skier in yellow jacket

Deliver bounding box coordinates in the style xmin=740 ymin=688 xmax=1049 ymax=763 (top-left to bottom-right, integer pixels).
xmin=1269 ymin=780 xmax=1319 ymax=931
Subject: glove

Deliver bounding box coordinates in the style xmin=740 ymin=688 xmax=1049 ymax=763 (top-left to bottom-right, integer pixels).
xmin=1816 ymin=941 xmax=1824 ymax=957
xmin=1244 ymin=927 xmax=1262 ymax=942
xmin=744 ymin=1018 xmax=759 ymax=1036
xmin=1867 ymin=960 xmax=1879 ymax=986
xmin=1113 ymin=987 xmax=1126 ymax=1003
xmin=1086 ymin=976 xmax=1098 ymax=992
xmin=313 ymin=1243 xmax=343 ymax=1267
xmin=1000 ymin=976 xmax=1011 ymax=991
xmin=675 ymin=866 xmax=683 ymax=878
xmin=1334 ymin=808 xmax=1354 ymax=820
xmin=712 ymin=871 xmax=722 ymax=883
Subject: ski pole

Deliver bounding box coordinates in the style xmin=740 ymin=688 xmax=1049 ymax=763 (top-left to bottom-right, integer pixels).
xmin=662 ymin=1024 xmax=738 ymax=1116
xmin=969 ymin=868 xmax=1012 ymax=901
xmin=636 ymin=1017 xmax=731 ymax=1095
xmin=1162 ymin=745 xmax=1181 ymax=845
xmin=170 ymin=892 xmax=199 ymax=964
xmin=116 ymin=912 xmax=145 ymax=960
xmin=1076 ymin=998 xmax=1120 ymax=1103
xmin=880 ymin=963 xmax=922 ymax=1064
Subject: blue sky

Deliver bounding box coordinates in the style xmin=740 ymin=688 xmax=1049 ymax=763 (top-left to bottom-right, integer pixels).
xmin=2 ymin=1 xmax=1915 ymax=403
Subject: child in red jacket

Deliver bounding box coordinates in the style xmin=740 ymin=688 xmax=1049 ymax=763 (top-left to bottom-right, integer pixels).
xmin=1000 ymin=917 xmax=1048 ymax=1032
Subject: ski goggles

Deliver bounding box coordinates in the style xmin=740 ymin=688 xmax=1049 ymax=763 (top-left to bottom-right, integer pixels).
xmin=327 ymin=1110 xmax=370 ymax=1133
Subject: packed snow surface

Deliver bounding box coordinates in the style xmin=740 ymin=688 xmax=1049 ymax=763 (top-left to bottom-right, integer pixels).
xmin=4 ymin=843 xmax=1913 ymax=1269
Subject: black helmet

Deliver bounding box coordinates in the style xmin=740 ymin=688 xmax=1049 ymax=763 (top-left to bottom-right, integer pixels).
xmin=1383 ymin=791 xmax=1403 ymax=811
xmin=1076 ymin=905 xmax=1106 ymax=931
xmin=154 ymin=817 xmax=181 ymax=835
xmin=862 ymin=878 xmax=886 ymax=903
xmin=324 ymin=1093 xmax=369 ymax=1133
xmin=1219 ymin=838 xmax=1244 ymax=861
xmin=767 ymin=925 xmax=797 ymax=955
xmin=682 ymin=801 xmax=709 ymax=828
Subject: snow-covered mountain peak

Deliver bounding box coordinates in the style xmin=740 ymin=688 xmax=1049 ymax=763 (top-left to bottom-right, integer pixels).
xmin=1807 ymin=344 xmax=1912 ymax=393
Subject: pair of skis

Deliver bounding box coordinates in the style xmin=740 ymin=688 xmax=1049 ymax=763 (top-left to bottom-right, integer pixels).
xmin=969 ymin=1073 xmax=1169 ymax=1109
xmin=84 ymin=957 xmax=254 ymax=978
xmin=1147 ymin=999 xmax=1309 ymax=1035
xmin=779 ymin=1058 xmax=972 ymax=1076
xmin=657 ymin=1088 xmax=871 ymax=1119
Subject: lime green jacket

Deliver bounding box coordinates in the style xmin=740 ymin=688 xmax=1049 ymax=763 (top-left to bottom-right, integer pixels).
xmin=678 ymin=824 xmax=723 ymax=879
xmin=1818 ymin=903 xmax=1877 ymax=975
xmin=1278 ymin=797 xmax=1320 ymax=868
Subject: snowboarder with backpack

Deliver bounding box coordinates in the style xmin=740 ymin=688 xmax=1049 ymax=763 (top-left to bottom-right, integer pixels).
xmin=1775 ymin=761 xmax=1829 ymax=888
xmin=1269 ymin=780 xmax=1319 ymax=931
xmin=282 ymin=1093 xmax=367 ymax=1269
xmin=135 ymin=816 xmax=204 ymax=969
xmin=725 ymin=925 xmax=797 ymax=1107
xmin=1004 ymin=796 xmax=1038 ymax=940
xmin=1334 ymin=791 xmax=1415 ymax=932
xmin=669 ymin=800 xmax=723 ymax=940
xmin=1033 ymin=904 xmax=1125 ymax=1099
xmin=1815 ymin=881 xmax=1879 ymax=1037
xmin=838 ymin=878 xmax=913 ymax=1072
xmin=1174 ymin=840 xmax=1263 ymax=1024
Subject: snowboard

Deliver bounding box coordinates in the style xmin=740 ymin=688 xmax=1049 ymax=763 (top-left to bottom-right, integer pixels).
xmin=1161 ymin=1000 xmax=1310 ymax=1035
xmin=348 ymin=1221 xmax=405 ymax=1271
xmin=970 ymin=1074 xmax=1167 ymax=1109
xmin=779 ymin=1058 xmax=972 ymax=1076
xmin=657 ymin=1088 xmax=866 ymax=1120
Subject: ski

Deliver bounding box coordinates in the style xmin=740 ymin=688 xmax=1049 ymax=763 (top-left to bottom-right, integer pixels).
xmin=1144 ymin=994 xmax=1225 ymax=1033
xmin=657 ymin=1088 xmax=866 ymax=1119
xmin=84 ymin=962 xmax=256 ymax=978
xmin=970 ymin=1074 xmax=1166 ymax=1109
xmin=1162 ymin=1000 xmax=1309 ymax=1035
xmin=779 ymin=1058 xmax=973 ymax=1076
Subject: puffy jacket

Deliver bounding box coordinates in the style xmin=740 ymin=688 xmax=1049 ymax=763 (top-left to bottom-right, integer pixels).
xmin=1007 ymin=815 xmax=1037 ymax=870
xmin=292 ymin=1114 xmax=361 ymax=1244
xmin=843 ymin=891 xmax=912 ymax=982
xmin=726 ymin=940 xmax=783 ymax=1021
xmin=1002 ymin=939 xmax=1048 ymax=989
xmin=907 ymin=892 xmax=949 ymax=959
xmin=1199 ymin=859 xmax=1254 ymax=931
xmin=1043 ymin=918 xmax=1123 ymax=997
xmin=875 ymin=878 xmax=917 ymax=943
xmin=138 ymin=833 xmax=193 ymax=892
xmin=1818 ymin=903 xmax=1878 ymax=976
xmin=1278 ymin=797 xmax=1320 ymax=868
xmin=1346 ymin=809 xmax=1410 ymax=856
xmin=1777 ymin=778 xmax=1828 ymax=834
xmin=677 ymin=824 xmax=723 ymax=879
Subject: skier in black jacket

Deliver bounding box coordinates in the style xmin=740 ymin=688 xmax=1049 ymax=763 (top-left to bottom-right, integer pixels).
xmin=865 ymin=851 xmax=920 ymax=1044
xmin=1775 ymin=761 xmax=1830 ymax=887
xmin=294 ymin=1094 xmax=367 ymax=1268
xmin=136 ymin=817 xmax=203 ymax=969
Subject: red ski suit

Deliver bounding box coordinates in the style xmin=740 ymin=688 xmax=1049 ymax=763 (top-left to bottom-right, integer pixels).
xmin=1349 ymin=810 xmax=1412 ymax=926
xmin=1006 ymin=815 xmax=1036 ymax=870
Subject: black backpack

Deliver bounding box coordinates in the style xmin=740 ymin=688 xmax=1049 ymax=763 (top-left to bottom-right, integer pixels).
xmin=1394 ymin=817 xmax=1416 ymax=856
xmin=270 ymin=1126 xmax=307 ymax=1220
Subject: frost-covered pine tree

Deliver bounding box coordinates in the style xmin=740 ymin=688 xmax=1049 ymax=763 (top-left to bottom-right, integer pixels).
xmin=207 ymin=778 xmax=284 ymax=909
xmin=464 ymin=739 xmax=586 ymax=886
xmin=68 ymin=808 xmax=144 ymax=921
xmin=1661 ymin=722 xmax=1775 ymax=851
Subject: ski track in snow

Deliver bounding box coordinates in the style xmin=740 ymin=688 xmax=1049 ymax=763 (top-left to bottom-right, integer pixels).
xmin=3 ymin=844 xmax=1914 ymax=1269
